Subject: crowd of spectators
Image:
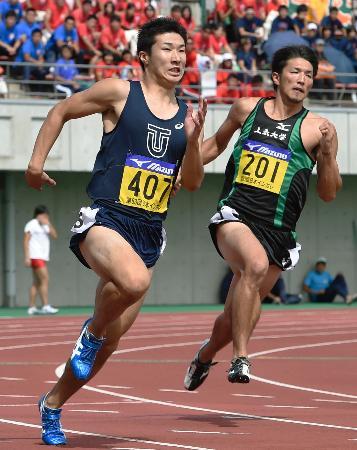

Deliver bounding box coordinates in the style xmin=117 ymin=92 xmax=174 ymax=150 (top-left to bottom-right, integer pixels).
xmin=0 ymin=0 xmax=356 ymax=101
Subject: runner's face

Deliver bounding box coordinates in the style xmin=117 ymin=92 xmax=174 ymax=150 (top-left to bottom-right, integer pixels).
xmin=145 ymin=32 xmax=186 ymax=85
xmin=274 ymin=57 xmax=314 ymax=103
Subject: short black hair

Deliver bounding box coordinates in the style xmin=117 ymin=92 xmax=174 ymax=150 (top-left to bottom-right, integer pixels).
xmin=137 ymin=17 xmax=187 ymax=70
xmin=31 ymin=28 xmax=42 ymax=36
xmin=296 ymin=4 xmax=308 ymax=13
xmin=5 ymin=10 xmax=17 ymax=19
xmin=34 ymin=205 xmax=49 ymax=217
xmin=329 ymin=6 xmax=338 ymax=13
xmin=271 ymin=45 xmax=318 ymax=89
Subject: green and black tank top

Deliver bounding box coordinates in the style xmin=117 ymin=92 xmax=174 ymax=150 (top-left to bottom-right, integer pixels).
xmin=218 ymin=97 xmax=315 ymax=231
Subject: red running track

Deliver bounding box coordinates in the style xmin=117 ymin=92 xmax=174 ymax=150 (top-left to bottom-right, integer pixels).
xmin=1 ymin=308 xmax=357 ymax=449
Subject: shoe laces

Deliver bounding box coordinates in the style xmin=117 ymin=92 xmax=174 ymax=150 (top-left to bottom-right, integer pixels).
xmin=230 ymin=357 xmax=251 ymax=371
xmin=43 ymin=411 xmax=62 ymax=434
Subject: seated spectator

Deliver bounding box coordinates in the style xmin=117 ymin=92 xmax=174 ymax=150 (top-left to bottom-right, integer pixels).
xmin=118 ymin=49 xmax=140 ymax=79
xmin=45 ymin=0 xmax=70 ymax=35
xmin=0 ymin=0 xmax=23 ymax=23
xmin=100 ymin=14 xmax=127 ymax=60
xmin=51 ymin=44 xmax=87 ymax=96
xmin=236 ymin=38 xmax=256 ymax=83
xmin=117 ymin=0 xmax=145 ymax=15
xmin=46 ymin=15 xmax=80 ymax=62
xmin=72 ymin=0 xmax=93 ymax=25
xmin=329 ymin=27 xmax=354 ymax=60
xmin=240 ymin=0 xmax=267 ymax=21
xmin=180 ymin=5 xmax=195 ymax=34
xmin=312 ymin=39 xmax=336 ymax=100
xmin=305 ymin=22 xmax=319 ymax=46
xmin=94 ymin=50 xmax=118 ymax=80
xmin=121 ymin=2 xmax=141 ymax=30
xmin=216 ymin=53 xmax=234 ymax=85
xmin=0 ymin=11 xmax=21 ymax=61
xmin=193 ymin=24 xmax=212 ymax=58
xmin=16 ymin=28 xmax=46 ymax=78
xmin=270 ymin=5 xmax=295 ymax=34
xmin=216 ymin=73 xmax=249 ymax=103
xmin=77 ymin=14 xmax=101 ymax=74
xmin=209 ymin=23 xmax=234 ymax=62
xmin=250 ymin=73 xmax=275 ymax=97
xmin=170 ymin=4 xmax=182 ymax=23
xmin=320 ymin=6 xmax=343 ymax=37
xmin=140 ymin=4 xmax=156 ymax=26
xmin=180 ymin=36 xmax=200 ymax=98
xmin=263 ymin=276 xmax=302 ymax=304
xmin=235 ymin=6 xmax=264 ymax=46
xmin=15 ymin=8 xmax=40 ymax=43
xmin=216 ymin=0 xmax=238 ymax=44
xmin=98 ymin=1 xmax=115 ymax=29
xmin=293 ymin=4 xmax=308 ymax=36
xmin=303 ymin=257 xmax=357 ymax=304
xmin=26 ymin=0 xmax=50 ymax=22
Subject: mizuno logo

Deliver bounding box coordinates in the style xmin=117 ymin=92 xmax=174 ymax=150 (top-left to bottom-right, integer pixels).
xmin=246 ymin=143 xmax=260 ymax=151
xmin=276 ymin=122 xmax=291 ymax=131
xmin=131 ymin=158 xmax=151 ymax=168
xmin=175 ymin=123 xmax=184 ymax=129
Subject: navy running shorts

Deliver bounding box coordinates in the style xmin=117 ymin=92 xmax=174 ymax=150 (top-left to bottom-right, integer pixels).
xmin=208 ymin=205 xmax=301 ymax=271
xmin=69 ymin=201 xmax=166 ymax=269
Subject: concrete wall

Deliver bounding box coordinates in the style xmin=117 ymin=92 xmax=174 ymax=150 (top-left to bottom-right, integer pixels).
xmin=3 ymin=171 xmax=357 ymax=307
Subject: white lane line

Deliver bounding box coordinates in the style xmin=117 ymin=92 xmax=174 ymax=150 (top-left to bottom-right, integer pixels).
xmin=314 ymin=399 xmax=357 ymax=404
xmin=0 ymin=341 xmax=74 ymax=351
xmin=113 ymin=341 xmax=202 ymax=355
xmin=111 ymin=448 xmax=156 ymax=450
xmin=0 ymin=401 xmax=137 ymax=408
xmin=0 ymin=377 xmax=25 ymax=381
xmin=0 ymin=418 xmax=215 ymax=450
xmin=0 ymin=395 xmax=36 ymax=398
xmin=264 ymin=405 xmax=318 ymax=409
xmin=69 ymin=409 xmax=119 ymax=414
xmin=232 ymin=394 xmax=274 ymax=398
xmin=160 ymin=389 xmax=197 ymax=394
xmin=98 ymin=385 xmax=132 ymax=389
xmin=171 ymin=430 xmax=250 ymax=435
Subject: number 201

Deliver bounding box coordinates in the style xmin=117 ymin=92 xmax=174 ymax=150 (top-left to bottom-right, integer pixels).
xmin=242 ymin=154 xmax=280 ymax=183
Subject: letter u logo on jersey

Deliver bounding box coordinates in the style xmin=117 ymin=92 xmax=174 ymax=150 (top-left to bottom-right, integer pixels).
xmin=147 ymin=124 xmax=171 ymax=158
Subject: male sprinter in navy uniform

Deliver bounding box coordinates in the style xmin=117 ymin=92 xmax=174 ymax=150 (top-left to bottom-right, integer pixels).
xmin=184 ymin=45 xmax=341 ymax=390
xmin=26 ymin=18 xmax=206 ymax=446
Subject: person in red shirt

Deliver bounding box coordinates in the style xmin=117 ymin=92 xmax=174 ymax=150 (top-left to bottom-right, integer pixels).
xmin=77 ymin=14 xmax=101 ymax=74
xmin=250 ymin=74 xmax=275 ymax=97
xmin=120 ymin=2 xmax=141 ymax=30
xmin=180 ymin=35 xmax=200 ymax=98
xmin=97 ymin=0 xmax=115 ymax=29
xmin=100 ymin=13 xmax=127 ymax=59
xmin=94 ymin=50 xmax=118 ymax=80
xmin=140 ymin=4 xmax=156 ymax=26
xmin=72 ymin=0 xmax=93 ymax=25
xmin=209 ymin=24 xmax=234 ymax=59
xmin=179 ymin=5 xmax=195 ymax=34
xmin=193 ymin=24 xmax=211 ymax=57
xmin=216 ymin=53 xmax=234 ymax=85
xmin=117 ymin=48 xmax=141 ymax=79
xmin=45 ymin=0 xmax=70 ymax=33
xmin=116 ymin=0 xmax=145 ymax=14
xmin=170 ymin=4 xmax=181 ymax=22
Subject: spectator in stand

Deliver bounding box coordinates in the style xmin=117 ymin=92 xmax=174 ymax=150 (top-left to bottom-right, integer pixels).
xmin=305 ymin=22 xmax=319 ymax=46
xmin=26 ymin=0 xmax=50 ymax=22
xmin=180 ymin=35 xmax=200 ymax=98
xmin=98 ymin=1 xmax=115 ymax=29
xmin=270 ymin=5 xmax=295 ymax=34
xmin=117 ymin=0 xmax=145 ymax=15
xmin=312 ymin=39 xmax=336 ymax=101
xmin=180 ymin=5 xmax=195 ymax=35
xmin=266 ymin=0 xmax=280 ymax=15
xmin=77 ymin=14 xmax=101 ymax=74
xmin=216 ymin=73 xmax=250 ymax=103
xmin=94 ymin=50 xmax=117 ymax=80
xmin=16 ymin=29 xmax=48 ymax=88
xmin=117 ymin=48 xmax=140 ymax=79
xmin=216 ymin=0 xmax=238 ymax=45
xmin=15 ymin=8 xmax=40 ymax=43
xmin=170 ymin=4 xmax=182 ymax=23
xmin=0 ymin=0 xmax=23 ymax=23
xmin=346 ymin=26 xmax=357 ymax=54
xmin=236 ymin=37 xmax=256 ymax=83
xmin=320 ymin=26 xmax=332 ymax=44
xmin=250 ymin=73 xmax=275 ymax=97
xmin=46 ymin=15 xmax=80 ymax=62
xmin=235 ymin=6 xmax=264 ymax=46
xmin=100 ymin=14 xmax=127 ymax=60
xmin=72 ymin=0 xmax=93 ymax=25
xmin=329 ymin=27 xmax=354 ymax=60
xmin=45 ymin=0 xmax=70 ymax=35
xmin=209 ymin=23 xmax=234 ymax=62
xmin=320 ymin=6 xmax=343 ymax=37
xmin=0 ymin=11 xmax=21 ymax=60
xmin=140 ymin=4 xmax=156 ymax=26
xmin=216 ymin=53 xmax=234 ymax=85
xmin=193 ymin=24 xmax=212 ymax=58
xmin=121 ymin=2 xmax=141 ymax=30
xmin=293 ymin=4 xmax=308 ymax=36
xmin=52 ymin=44 xmax=83 ymax=96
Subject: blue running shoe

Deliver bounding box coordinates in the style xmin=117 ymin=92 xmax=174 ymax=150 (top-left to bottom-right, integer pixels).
xmin=38 ymin=394 xmax=67 ymax=446
xmin=70 ymin=318 xmax=104 ymax=380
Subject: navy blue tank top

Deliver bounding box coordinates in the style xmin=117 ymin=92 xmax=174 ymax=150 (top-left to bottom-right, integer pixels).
xmin=86 ymin=81 xmax=188 ymax=223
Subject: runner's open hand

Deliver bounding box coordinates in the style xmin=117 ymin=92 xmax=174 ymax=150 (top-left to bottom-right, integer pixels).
xmin=184 ymin=97 xmax=207 ymax=144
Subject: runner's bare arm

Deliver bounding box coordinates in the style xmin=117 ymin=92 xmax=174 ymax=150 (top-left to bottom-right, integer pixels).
xmin=315 ymin=119 xmax=342 ymax=202
xmin=202 ymin=97 xmax=258 ymax=165
xmin=25 ymin=79 xmax=130 ymax=190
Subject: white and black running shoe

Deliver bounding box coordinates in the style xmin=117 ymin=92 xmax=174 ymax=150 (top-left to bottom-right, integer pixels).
xmin=184 ymin=339 xmax=217 ymax=391
xmin=227 ymin=356 xmax=251 ymax=383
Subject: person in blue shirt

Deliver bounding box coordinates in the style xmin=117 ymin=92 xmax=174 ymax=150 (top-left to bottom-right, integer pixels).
xmin=270 ymin=5 xmax=295 ymax=34
xmin=15 ymin=8 xmax=40 ymax=43
xmin=293 ymin=4 xmax=308 ymax=36
xmin=46 ymin=15 xmax=79 ymax=62
xmin=303 ymin=257 xmax=357 ymax=303
xmin=235 ymin=7 xmax=264 ymax=46
xmin=0 ymin=10 xmax=21 ymax=59
xmin=0 ymin=0 xmax=23 ymax=23
xmin=320 ymin=7 xmax=343 ymax=37
xmin=53 ymin=44 xmax=81 ymax=97
xmin=17 ymin=29 xmax=47 ymax=81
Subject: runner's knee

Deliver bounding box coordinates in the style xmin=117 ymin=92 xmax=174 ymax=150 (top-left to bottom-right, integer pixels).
xmin=244 ymin=259 xmax=269 ymax=285
xmin=113 ymin=271 xmax=150 ymax=304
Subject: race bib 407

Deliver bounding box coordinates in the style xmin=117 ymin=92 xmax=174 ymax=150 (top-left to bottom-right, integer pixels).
xmin=119 ymin=154 xmax=176 ymax=213
xmin=236 ymin=140 xmax=292 ymax=194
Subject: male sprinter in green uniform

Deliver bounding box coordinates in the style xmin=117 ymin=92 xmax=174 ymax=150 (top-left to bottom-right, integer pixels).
xmin=26 ymin=18 xmax=206 ymax=445
xmin=184 ymin=45 xmax=342 ymax=390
